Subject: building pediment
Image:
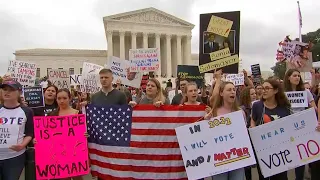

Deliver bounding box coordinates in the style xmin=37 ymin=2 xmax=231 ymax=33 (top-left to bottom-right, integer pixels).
xmin=104 ymin=7 xmax=194 ymax=28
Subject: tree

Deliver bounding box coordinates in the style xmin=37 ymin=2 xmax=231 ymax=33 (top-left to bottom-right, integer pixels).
xmin=302 ymin=28 xmax=320 ymax=62
xmin=271 ymin=61 xmax=286 ymax=80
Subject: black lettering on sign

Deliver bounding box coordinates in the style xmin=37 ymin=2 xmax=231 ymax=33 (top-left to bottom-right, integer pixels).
xmin=186 ymin=156 xmax=205 ymax=168
xmin=36 ymin=160 xmax=89 ymax=177
xmin=189 ymin=124 xmax=201 ymax=134
xmin=260 ymin=149 xmax=292 ymax=169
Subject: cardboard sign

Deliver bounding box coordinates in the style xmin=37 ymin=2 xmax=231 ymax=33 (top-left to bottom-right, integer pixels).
xmin=177 ymin=65 xmax=204 ymax=87
xmin=81 ymin=62 xmax=103 ymax=94
xmin=106 ymin=56 xmax=142 ymax=88
xmin=48 ymin=69 xmax=70 ymax=89
xmin=285 ymin=91 xmax=308 ymax=108
xmin=175 ymin=111 xmax=256 ymax=180
xmin=70 ymin=74 xmax=82 ymax=86
xmin=34 ymin=114 xmax=89 ymax=179
xmin=23 ymin=86 xmax=44 ymax=108
xmin=207 ymin=15 xmax=233 ymax=38
xmin=251 ymin=64 xmax=261 ymax=76
xmin=249 ymin=108 xmax=320 ymax=178
xmin=129 ymin=48 xmax=160 ymax=72
xmin=199 ymin=55 xmax=239 ymax=73
xmin=0 ymin=124 xmax=19 ymax=148
xmin=7 ymin=60 xmax=37 ymax=87
xmin=226 ymin=73 xmax=244 ymax=86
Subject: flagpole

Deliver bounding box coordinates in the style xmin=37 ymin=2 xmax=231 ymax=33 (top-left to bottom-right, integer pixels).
xmin=297 ymin=1 xmax=302 ymax=42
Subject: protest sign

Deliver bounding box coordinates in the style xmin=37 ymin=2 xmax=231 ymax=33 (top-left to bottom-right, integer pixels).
xmin=175 ymin=111 xmax=256 ymax=180
xmin=81 ymin=62 xmax=103 ymax=94
xmin=7 ymin=60 xmax=37 ymax=87
xmin=226 ymin=73 xmax=244 ymax=86
xmin=251 ymin=64 xmax=261 ymax=76
xmin=199 ymin=55 xmax=239 ymax=73
xmin=282 ymin=41 xmax=296 ymax=60
xmin=129 ymin=48 xmax=160 ymax=72
xmin=34 ymin=114 xmax=89 ymax=179
xmin=177 ymin=65 xmax=204 ymax=87
xmin=249 ymin=108 xmax=320 ymax=178
xmin=285 ymin=91 xmax=308 ymax=108
xmin=106 ymin=56 xmax=142 ymax=88
xmin=48 ymin=69 xmax=70 ymax=89
xmin=207 ymin=15 xmax=233 ymax=38
xmin=0 ymin=124 xmax=19 ymax=148
xmin=23 ymin=86 xmax=44 ymax=108
xmin=70 ymin=74 xmax=82 ymax=86
xmin=200 ymin=11 xmax=240 ymax=74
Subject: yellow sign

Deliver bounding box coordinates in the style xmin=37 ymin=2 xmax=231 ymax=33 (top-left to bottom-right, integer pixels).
xmin=210 ymin=48 xmax=231 ymax=61
xmin=199 ymin=55 xmax=239 ymax=73
xmin=207 ymin=15 xmax=233 ymax=37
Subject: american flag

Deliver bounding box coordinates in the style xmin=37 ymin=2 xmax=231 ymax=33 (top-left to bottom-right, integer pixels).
xmin=86 ymin=104 xmax=206 ymax=180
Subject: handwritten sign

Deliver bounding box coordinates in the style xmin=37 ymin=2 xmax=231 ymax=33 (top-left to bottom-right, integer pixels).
xmin=34 ymin=114 xmax=89 ymax=179
xmin=210 ymin=48 xmax=231 ymax=61
xmin=7 ymin=60 xmax=37 ymax=87
xmin=207 ymin=15 xmax=233 ymax=38
xmin=175 ymin=111 xmax=256 ymax=180
xmin=70 ymin=74 xmax=82 ymax=86
xmin=48 ymin=69 xmax=70 ymax=89
xmin=249 ymin=108 xmax=320 ymax=178
xmin=23 ymin=86 xmax=44 ymax=108
xmin=129 ymin=48 xmax=160 ymax=72
xmin=199 ymin=55 xmax=239 ymax=73
xmin=226 ymin=73 xmax=244 ymax=86
xmin=0 ymin=124 xmax=19 ymax=148
xmin=106 ymin=56 xmax=142 ymax=88
xmin=81 ymin=62 xmax=103 ymax=94
xmin=285 ymin=91 xmax=308 ymax=108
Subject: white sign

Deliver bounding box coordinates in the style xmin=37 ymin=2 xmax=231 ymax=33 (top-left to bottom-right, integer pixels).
xmin=225 ymin=73 xmax=244 ymax=86
xmin=249 ymin=108 xmax=320 ymax=178
xmin=285 ymin=91 xmax=308 ymax=108
xmin=81 ymin=62 xmax=103 ymax=94
xmin=48 ymin=69 xmax=70 ymax=89
xmin=129 ymin=48 xmax=160 ymax=72
xmin=0 ymin=124 xmax=19 ymax=148
xmin=7 ymin=60 xmax=37 ymax=87
xmin=70 ymin=74 xmax=82 ymax=86
xmin=106 ymin=56 xmax=143 ymax=88
xmin=175 ymin=111 xmax=256 ymax=180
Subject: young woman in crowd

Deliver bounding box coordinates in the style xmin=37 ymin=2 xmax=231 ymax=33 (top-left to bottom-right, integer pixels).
xmin=255 ymin=85 xmax=263 ymax=100
xmin=181 ymin=82 xmax=211 ymax=113
xmin=0 ymin=80 xmax=34 ymax=180
xmin=250 ymin=79 xmax=291 ymax=180
xmin=73 ymin=92 xmax=90 ymax=112
xmin=33 ymin=85 xmax=58 ymax=116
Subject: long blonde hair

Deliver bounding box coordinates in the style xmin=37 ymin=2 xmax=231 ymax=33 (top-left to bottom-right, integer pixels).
xmin=148 ymin=78 xmax=166 ymax=104
xmin=211 ymin=81 xmax=239 ymax=117
xmin=181 ymin=82 xmax=198 ymax=104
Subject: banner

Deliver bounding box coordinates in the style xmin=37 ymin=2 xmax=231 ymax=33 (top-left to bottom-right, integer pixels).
xmin=129 ymin=48 xmax=160 ymax=72
xmin=81 ymin=62 xmax=103 ymax=94
xmin=226 ymin=73 xmax=244 ymax=86
xmin=249 ymin=108 xmax=320 ymax=178
xmin=70 ymin=74 xmax=82 ymax=86
xmin=177 ymin=65 xmax=204 ymax=87
xmin=106 ymin=56 xmax=142 ymax=88
xmin=199 ymin=11 xmax=240 ymax=74
xmin=175 ymin=111 xmax=256 ymax=180
xmin=285 ymin=91 xmax=308 ymax=108
xmin=23 ymin=86 xmax=44 ymax=108
xmin=199 ymin=55 xmax=239 ymax=73
xmin=34 ymin=114 xmax=89 ymax=179
xmin=48 ymin=69 xmax=70 ymax=89
xmin=0 ymin=124 xmax=19 ymax=148
xmin=7 ymin=60 xmax=37 ymax=87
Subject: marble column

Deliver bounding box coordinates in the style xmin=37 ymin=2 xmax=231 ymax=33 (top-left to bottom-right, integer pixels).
xmin=185 ymin=35 xmax=192 ymax=65
xmin=119 ymin=31 xmax=125 ymax=59
xmin=131 ymin=32 xmax=137 ymax=50
xmin=107 ymin=31 xmax=113 ymax=58
xmin=155 ymin=33 xmax=161 ymax=76
xmin=176 ymin=35 xmax=182 ymax=66
xmin=143 ymin=32 xmax=148 ymax=48
xmin=166 ymin=34 xmax=172 ymax=77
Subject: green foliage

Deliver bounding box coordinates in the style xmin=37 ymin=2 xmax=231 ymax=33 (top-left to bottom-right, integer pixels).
xmin=271 ymin=61 xmax=287 ymax=80
xmin=302 ymin=28 xmax=320 ymax=61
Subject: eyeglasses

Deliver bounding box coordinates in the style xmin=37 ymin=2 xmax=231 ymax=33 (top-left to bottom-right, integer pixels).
xmin=262 ymin=87 xmax=274 ymax=91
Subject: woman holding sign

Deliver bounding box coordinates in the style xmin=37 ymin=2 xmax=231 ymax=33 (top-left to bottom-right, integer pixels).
xmin=0 ymin=80 xmax=34 ymax=180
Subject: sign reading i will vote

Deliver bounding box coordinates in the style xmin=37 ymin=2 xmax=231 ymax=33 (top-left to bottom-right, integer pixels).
xmin=23 ymin=86 xmax=44 ymax=108
xmin=175 ymin=111 xmax=256 ymax=180
xmin=285 ymin=91 xmax=308 ymax=108
xmin=225 ymin=73 xmax=244 ymax=86
xmin=129 ymin=48 xmax=160 ymax=72
xmin=0 ymin=124 xmax=19 ymax=148
xmin=34 ymin=114 xmax=89 ymax=179
xmin=249 ymin=108 xmax=320 ymax=178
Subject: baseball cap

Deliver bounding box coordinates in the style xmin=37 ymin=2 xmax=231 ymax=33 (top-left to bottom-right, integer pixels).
xmin=0 ymin=80 xmax=22 ymax=91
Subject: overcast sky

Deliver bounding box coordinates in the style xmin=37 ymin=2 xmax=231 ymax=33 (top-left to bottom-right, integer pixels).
xmin=0 ymin=0 xmax=319 ymax=74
